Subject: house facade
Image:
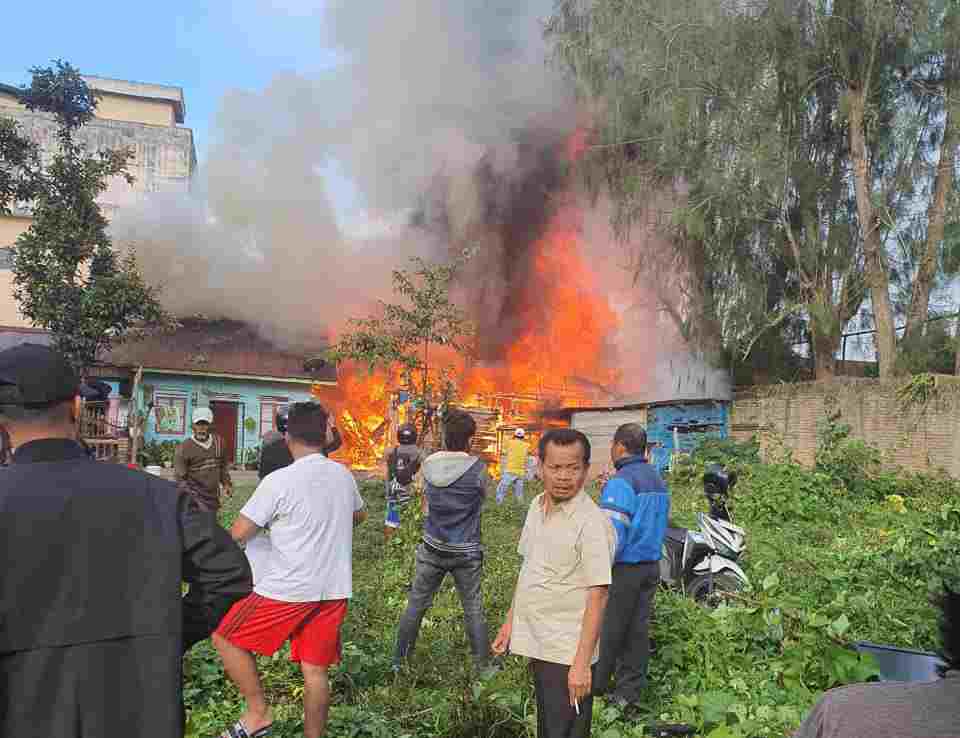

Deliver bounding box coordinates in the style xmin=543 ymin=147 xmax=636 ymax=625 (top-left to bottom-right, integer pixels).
xmin=103 ymin=318 xmax=336 ymax=466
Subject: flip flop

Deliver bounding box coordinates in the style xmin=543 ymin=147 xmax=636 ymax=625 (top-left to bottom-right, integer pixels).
xmin=217 ymin=719 xmax=273 ymax=738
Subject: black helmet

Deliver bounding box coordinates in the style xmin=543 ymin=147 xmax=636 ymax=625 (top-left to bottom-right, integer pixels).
xmin=397 ymin=423 xmax=417 ymax=445
xmin=703 ymin=464 xmax=736 ymax=497
xmin=276 ymin=406 xmax=289 ymax=434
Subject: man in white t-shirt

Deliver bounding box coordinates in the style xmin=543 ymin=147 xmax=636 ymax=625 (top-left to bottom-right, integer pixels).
xmin=212 ymin=402 xmax=366 ymax=738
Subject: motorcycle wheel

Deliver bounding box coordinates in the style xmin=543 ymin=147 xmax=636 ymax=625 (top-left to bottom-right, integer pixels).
xmin=686 ymin=572 xmax=743 ymax=606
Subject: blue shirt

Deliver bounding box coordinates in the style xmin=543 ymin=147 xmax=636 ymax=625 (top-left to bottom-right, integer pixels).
xmin=600 ymin=455 xmax=671 ymax=563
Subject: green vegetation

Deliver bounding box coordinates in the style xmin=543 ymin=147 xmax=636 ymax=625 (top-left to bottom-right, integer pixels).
xmin=0 ymin=61 xmax=174 ymax=369
xmin=545 ymin=0 xmax=960 ymax=379
xmin=185 ymin=444 xmax=959 ymax=737
xmin=138 ymin=439 xmax=178 ymax=468
xmin=329 ymin=256 xmax=474 ymax=438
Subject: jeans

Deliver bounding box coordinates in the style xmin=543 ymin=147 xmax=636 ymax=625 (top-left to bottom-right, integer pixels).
xmin=594 ymin=561 xmax=659 ymax=704
xmin=496 ymin=472 xmax=525 ymax=503
xmin=531 ymin=659 xmax=594 ymax=738
xmin=395 ymin=543 xmax=490 ymax=666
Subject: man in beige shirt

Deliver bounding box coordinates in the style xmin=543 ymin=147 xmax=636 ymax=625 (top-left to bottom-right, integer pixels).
xmin=493 ymin=428 xmax=616 ymax=738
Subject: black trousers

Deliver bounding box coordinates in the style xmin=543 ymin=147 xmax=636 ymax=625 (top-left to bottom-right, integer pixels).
xmin=531 ymin=659 xmax=594 ymax=738
xmin=594 ymin=561 xmax=659 ymax=704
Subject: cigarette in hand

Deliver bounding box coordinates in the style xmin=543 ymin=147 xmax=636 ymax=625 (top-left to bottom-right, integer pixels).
xmin=574 ymin=699 xmax=580 ymax=716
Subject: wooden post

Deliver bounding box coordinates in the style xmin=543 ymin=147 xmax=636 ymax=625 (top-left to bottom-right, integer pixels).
xmin=129 ymin=365 xmax=144 ymax=465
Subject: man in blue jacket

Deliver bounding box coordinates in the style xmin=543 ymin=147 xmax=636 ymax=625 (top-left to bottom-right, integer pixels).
xmin=594 ymin=422 xmax=670 ymax=710
xmin=393 ymin=407 xmax=493 ymax=676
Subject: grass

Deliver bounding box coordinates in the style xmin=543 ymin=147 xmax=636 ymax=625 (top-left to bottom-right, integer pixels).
xmin=186 ymin=477 xmax=538 ymax=738
xmin=183 ymin=462 xmax=959 ymax=738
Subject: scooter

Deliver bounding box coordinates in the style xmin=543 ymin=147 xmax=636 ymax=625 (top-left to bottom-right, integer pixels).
xmin=659 ymin=464 xmax=749 ymax=603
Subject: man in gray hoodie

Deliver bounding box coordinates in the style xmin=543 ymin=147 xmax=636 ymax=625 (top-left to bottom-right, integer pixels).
xmin=394 ymin=407 xmax=494 ymax=676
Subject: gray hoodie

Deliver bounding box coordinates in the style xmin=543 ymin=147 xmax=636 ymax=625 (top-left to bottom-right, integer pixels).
xmin=422 ymin=451 xmax=489 ymax=555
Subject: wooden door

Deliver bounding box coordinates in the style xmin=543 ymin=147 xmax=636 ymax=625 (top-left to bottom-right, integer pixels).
xmin=209 ymin=401 xmax=239 ymax=466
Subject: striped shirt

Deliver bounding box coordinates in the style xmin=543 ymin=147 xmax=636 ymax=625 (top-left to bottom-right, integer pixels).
xmin=174 ymin=436 xmax=231 ymax=510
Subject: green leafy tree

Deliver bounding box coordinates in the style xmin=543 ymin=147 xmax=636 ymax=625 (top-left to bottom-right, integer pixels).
xmin=0 ymin=61 xmax=173 ymax=369
xmin=330 ymin=256 xmax=473 ymax=437
xmin=547 ymin=0 xmax=960 ymax=379
xmin=547 ymin=0 xmax=865 ymax=377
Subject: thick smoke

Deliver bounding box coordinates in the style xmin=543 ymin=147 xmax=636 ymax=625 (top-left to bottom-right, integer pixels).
xmin=110 ymin=0 xmax=728 ymax=400
xmin=112 ymin=0 xmax=568 ymax=352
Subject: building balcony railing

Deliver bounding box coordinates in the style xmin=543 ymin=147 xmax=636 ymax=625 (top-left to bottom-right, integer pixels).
xmin=79 ymin=400 xmax=127 ymax=440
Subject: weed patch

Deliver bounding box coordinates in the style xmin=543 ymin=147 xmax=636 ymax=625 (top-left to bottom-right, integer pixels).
xmin=185 ymin=449 xmax=957 ymax=737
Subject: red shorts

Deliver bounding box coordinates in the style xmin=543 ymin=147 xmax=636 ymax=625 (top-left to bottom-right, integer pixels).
xmin=215 ymin=593 xmax=348 ymax=666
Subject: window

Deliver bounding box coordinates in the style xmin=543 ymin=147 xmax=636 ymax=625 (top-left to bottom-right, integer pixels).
xmin=0 ymin=247 xmax=14 ymax=270
xmin=154 ymin=394 xmax=187 ymax=435
xmin=260 ymin=398 xmax=289 ymax=437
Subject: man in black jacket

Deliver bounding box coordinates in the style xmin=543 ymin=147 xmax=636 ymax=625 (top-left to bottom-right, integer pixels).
xmin=259 ymin=405 xmax=342 ymax=479
xmin=0 ymin=343 xmax=253 ymax=738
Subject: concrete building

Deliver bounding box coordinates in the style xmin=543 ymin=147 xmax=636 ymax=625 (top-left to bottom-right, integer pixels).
xmin=1 ymin=75 xmax=336 ymax=466
xmin=0 ymin=75 xmax=196 ymax=328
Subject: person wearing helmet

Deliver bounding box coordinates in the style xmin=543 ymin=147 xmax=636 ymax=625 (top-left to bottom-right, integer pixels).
xmin=173 ymin=406 xmax=233 ymax=513
xmin=497 ymin=428 xmax=531 ymax=505
xmin=259 ymin=406 xmax=293 ymax=480
xmin=383 ymin=423 xmax=424 ymax=542
xmin=259 ymin=406 xmax=343 ymax=480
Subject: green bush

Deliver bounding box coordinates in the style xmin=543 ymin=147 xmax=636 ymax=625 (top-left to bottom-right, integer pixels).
xmin=137 ymin=441 xmax=164 ymax=467
xmin=668 ymin=437 xmax=760 ymax=490
xmin=815 ymin=411 xmax=896 ymax=500
xmin=693 ymin=437 xmax=761 ymax=466
xmin=895 ymin=322 xmax=957 ymax=375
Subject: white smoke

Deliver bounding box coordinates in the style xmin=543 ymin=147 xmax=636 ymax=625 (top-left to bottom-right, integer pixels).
xmin=109 ymin=0 xmax=728 ymax=399
xmin=112 ymin=0 xmax=566 ymax=351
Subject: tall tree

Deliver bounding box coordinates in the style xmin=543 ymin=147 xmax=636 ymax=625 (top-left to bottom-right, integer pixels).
xmin=0 ymin=61 xmax=173 ymax=368
xmin=548 ymin=0 xmax=960 ymax=378
xmin=330 ymin=256 xmax=473 ymax=436
xmin=547 ymin=0 xmax=866 ymax=378
xmin=887 ymin=2 xmax=960 ymax=345
xmin=834 ymin=0 xmax=960 ymax=375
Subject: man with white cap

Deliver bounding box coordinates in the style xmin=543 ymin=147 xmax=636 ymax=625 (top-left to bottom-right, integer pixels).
xmin=174 ymin=406 xmax=233 ymax=513
xmin=497 ymin=428 xmax=531 ymax=504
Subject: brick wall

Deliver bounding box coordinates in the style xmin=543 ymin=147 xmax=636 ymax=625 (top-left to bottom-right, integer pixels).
xmin=731 ymin=375 xmax=960 ymax=477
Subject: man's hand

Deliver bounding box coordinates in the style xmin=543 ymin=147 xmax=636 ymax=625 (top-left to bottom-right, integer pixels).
xmin=491 ymin=619 xmax=512 ymax=655
xmin=222 ymin=481 xmax=234 ymax=498
xmin=568 ymin=658 xmax=592 ymax=708
xmin=230 ymin=513 xmax=261 ymax=546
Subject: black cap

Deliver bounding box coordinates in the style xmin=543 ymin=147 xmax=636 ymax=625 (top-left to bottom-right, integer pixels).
xmin=0 ymin=343 xmax=80 ymax=407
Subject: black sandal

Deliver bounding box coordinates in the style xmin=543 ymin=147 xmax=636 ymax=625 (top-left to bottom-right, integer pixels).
xmin=217 ymin=719 xmax=273 ymax=738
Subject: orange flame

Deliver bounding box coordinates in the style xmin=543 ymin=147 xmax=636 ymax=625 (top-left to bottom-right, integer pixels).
xmin=315 ymin=127 xmax=622 ymax=470
xmin=311 ymin=368 xmax=391 ymax=470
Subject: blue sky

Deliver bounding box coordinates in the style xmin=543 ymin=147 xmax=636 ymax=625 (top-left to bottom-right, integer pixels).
xmin=0 ymin=0 xmax=361 ymax=216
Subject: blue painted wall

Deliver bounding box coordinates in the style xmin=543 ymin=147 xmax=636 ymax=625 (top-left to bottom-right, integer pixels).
xmin=139 ymin=373 xmax=314 ymax=463
xmin=647 ymin=401 xmax=729 ymax=475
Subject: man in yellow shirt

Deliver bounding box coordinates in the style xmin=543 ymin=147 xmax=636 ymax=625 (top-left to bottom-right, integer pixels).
xmin=497 ymin=428 xmax=530 ymax=504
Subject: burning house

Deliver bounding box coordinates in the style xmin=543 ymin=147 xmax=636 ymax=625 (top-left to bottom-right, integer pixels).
xmin=0 ymin=7 xmax=732 ymax=473
xmin=299 ymin=126 xmax=731 ymax=477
